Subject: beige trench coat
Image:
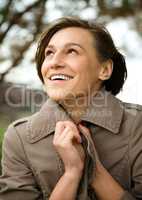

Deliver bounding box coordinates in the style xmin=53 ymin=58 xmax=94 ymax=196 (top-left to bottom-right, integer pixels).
xmin=0 ymin=90 xmax=142 ymax=199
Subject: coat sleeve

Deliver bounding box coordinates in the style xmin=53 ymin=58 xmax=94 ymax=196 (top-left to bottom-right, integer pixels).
xmin=0 ymin=124 xmax=43 ymax=200
xmin=120 ymin=110 xmax=142 ymax=200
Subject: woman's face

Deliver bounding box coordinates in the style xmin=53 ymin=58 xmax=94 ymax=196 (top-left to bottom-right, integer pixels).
xmin=41 ymin=27 xmax=105 ymax=101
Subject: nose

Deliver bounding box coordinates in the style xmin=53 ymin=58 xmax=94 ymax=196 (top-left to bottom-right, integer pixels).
xmin=48 ymin=51 xmax=65 ymax=69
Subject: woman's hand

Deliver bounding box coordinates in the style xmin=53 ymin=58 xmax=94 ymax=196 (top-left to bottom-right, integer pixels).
xmin=53 ymin=121 xmax=85 ymax=176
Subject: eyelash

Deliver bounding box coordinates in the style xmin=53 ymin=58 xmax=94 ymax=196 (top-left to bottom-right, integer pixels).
xmin=45 ymin=50 xmax=54 ymax=57
xmin=67 ymin=49 xmax=77 ymax=54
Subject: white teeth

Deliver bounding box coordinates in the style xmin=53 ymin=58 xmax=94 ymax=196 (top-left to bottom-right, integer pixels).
xmin=50 ymin=74 xmax=72 ymax=80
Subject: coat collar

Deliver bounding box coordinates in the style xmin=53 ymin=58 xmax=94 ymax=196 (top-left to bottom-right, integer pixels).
xmin=27 ymin=90 xmax=124 ymax=143
xmin=81 ymin=89 xmax=124 ymax=133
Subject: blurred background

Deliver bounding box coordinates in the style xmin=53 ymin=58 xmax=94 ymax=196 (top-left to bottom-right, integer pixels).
xmin=0 ymin=0 xmax=142 ymax=164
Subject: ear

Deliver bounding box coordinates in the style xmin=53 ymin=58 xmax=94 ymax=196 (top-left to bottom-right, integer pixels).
xmin=99 ymin=59 xmax=113 ymax=81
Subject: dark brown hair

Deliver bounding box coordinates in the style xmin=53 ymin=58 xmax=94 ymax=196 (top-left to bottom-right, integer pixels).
xmin=35 ymin=16 xmax=127 ymax=95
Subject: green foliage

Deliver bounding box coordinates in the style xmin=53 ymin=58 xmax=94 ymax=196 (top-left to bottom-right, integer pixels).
xmin=0 ymin=127 xmax=5 ymax=146
xmin=0 ymin=127 xmax=5 ymax=173
xmin=122 ymin=0 xmax=134 ymax=8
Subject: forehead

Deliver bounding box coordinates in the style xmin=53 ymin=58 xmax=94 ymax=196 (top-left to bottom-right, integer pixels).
xmin=48 ymin=27 xmax=94 ymax=47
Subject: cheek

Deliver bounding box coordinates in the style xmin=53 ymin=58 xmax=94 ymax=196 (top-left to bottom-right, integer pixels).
xmin=77 ymin=63 xmax=99 ymax=84
xmin=41 ymin=62 xmax=47 ymax=77
xmin=71 ymin=59 xmax=89 ymax=74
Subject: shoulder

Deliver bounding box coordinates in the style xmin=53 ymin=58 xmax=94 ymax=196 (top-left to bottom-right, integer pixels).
xmin=4 ymin=113 xmax=38 ymax=142
xmin=7 ymin=115 xmax=32 ymax=134
xmin=121 ymin=102 xmax=142 ymax=137
xmin=123 ymin=104 xmax=142 ymax=163
xmin=12 ymin=117 xmax=29 ymax=127
xmin=121 ymin=101 xmax=142 ymax=121
xmin=122 ymin=101 xmax=142 ymax=118
xmin=123 ymin=102 xmax=142 ymax=111
xmin=112 ymin=99 xmax=142 ymax=137
xmin=2 ymin=116 xmax=37 ymax=166
xmin=4 ymin=107 xmax=53 ymax=144
xmin=10 ymin=112 xmax=39 ymax=129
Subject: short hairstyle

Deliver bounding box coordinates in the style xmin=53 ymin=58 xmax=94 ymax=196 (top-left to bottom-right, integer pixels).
xmin=35 ymin=16 xmax=127 ymax=95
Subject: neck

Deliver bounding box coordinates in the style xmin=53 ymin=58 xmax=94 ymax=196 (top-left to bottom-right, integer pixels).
xmin=59 ymin=91 xmax=98 ymax=123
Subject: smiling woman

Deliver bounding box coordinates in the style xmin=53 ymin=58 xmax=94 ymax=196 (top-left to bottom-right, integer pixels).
xmin=41 ymin=26 xmax=107 ymax=104
xmin=0 ymin=16 xmax=142 ymax=200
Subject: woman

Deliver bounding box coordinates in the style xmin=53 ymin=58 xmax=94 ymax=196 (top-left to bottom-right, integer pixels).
xmin=0 ymin=16 xmax=142 ymax=200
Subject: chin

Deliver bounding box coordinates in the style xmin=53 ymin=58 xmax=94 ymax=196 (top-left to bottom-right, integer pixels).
xmin=46 ymin=89 xmax=71 ymax=102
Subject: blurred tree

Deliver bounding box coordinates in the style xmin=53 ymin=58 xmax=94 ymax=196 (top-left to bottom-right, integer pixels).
xmin=0 ymin=0 xmax=141 ymax=84
xmin=0 ymin=0 xmax=47 ymax=82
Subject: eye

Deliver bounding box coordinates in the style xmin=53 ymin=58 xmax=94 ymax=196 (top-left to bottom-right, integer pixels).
xmin=45 ymin=49 xmax=54 ymax=57
xmin=67 ymin=48 xmax=78 ymax=55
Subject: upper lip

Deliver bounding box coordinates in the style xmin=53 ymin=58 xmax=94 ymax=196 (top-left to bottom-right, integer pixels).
xmin=48 ymin=73 xmax=74 ymax=80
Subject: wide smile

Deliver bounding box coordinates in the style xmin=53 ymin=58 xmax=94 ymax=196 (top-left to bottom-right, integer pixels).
xmin=48 ymin=74 xmax=74 ymax=81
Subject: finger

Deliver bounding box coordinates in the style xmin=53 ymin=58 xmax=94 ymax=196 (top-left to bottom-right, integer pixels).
xmin=63 ymin=121 xmax=78 ymax=131
xmin=62 ymin=126 xmax=82 ymax=144
xmin=58 ymin=121 xmax=82 ymax=143
xmin=54 ymin=121 xmax=65 ymax=140
xmin=55 ymin=121 xmax=76 ymax=135
xmin=64 ymin=121 xmax=82 ymax=143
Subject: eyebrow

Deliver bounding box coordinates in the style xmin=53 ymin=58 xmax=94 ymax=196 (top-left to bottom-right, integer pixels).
xmin=46 ymin=42 xmax=85 ymax=51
